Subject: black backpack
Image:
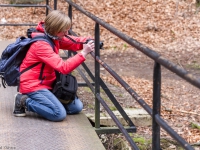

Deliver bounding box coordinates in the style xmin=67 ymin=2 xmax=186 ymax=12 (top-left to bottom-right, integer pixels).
xmin=52 ymin=72 xmax=78 ymax=103
xmin=0 ymin=34 xmax=55 ymax=87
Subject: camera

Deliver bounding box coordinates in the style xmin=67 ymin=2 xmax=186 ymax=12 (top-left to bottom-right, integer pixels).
xmin=86 ymin=39 xmax=104 ymax=49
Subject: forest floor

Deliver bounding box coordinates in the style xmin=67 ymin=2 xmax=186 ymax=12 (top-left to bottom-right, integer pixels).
xmin=0 ymin=0 xmax=200 ymax=149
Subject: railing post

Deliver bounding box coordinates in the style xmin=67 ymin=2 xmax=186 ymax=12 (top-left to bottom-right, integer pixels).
xmin=46 ymin=0 xmax=49 ymax=15
xmin=152 ymin=62 xmax=161 ymax=150
xmin=67 ymin=4 xmax=72 ymax=57
xmin=54 ymin=0 xmax=57 ymax=10
xmin=94 ymin=23 xmax=100 ymax=128
xmin=68 ymin=4 xmax=72 ymax=22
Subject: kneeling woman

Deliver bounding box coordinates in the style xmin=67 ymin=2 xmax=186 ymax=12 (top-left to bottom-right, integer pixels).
xmin=13 ymin=10 xmax=94 ymax=121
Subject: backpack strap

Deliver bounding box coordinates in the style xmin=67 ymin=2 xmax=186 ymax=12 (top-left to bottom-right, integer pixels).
xmin=20 ymin=35 xmax=55 ymax=76
xmin=30 ymin=35 xmax=55 ymax=51
xmin=39 ymin=63 xmax=45 ymax=81
xmin=20 ymin=62 xmax=40 ymax=75
xmin=36 ymin=35 xmax=55 ymax=81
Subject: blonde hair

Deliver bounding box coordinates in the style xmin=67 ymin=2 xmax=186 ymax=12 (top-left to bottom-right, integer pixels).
xmin=44 ymin=10 xmax=71 ymax=36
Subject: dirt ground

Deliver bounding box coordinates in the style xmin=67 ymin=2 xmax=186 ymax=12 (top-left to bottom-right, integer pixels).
xmin=0 ymin=0 xmax=200 ymax=149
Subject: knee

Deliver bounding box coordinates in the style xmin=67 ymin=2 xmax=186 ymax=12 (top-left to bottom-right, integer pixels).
xmin=75 ymin=100 xmax=83 ymax=113
xmin=67 ymin=99 xmax=83 ymax=114
xmin=52 ymin=108 xmax=67 ymax=122
xmin=56 ymin=112 xmax=67 ymax=121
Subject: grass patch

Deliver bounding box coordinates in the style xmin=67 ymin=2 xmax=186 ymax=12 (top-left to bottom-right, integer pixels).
xmin=82 ymin=87 xmax=92 ymax=93
xmin=187 ymin=61 xmax=200 ymax=70
xmin=132 ymin=136 xmax=151 ymax=150
xmin=109 ymin=106 xmax=117 ymax=111
xmin=191 ymin=122 xmax=200 ymax=130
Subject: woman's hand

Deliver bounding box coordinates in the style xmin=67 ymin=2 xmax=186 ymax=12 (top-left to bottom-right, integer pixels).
xmin=81 ymin=40 xmax=94 ymax=58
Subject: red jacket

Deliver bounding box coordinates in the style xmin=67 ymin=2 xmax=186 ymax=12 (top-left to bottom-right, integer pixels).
xmin=20 ymin=22 xmax=89 ymax=93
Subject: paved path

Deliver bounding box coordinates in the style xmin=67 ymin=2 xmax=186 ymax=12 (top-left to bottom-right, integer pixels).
xmin=0 ymin=40 xmax=105 ymax=150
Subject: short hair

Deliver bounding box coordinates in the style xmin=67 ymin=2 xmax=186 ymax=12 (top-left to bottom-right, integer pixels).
xmin=44 ymin=10 xmax=71 ymax=36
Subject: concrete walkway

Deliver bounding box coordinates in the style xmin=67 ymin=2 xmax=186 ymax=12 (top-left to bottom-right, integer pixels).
xmin=0 ymin=41 xmax=105 ymax=150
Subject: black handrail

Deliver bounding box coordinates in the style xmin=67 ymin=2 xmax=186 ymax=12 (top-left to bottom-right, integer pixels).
xmin=0 ymin=0 xmax=56 ymax=26
xmin=152 ymin=62 xmax=161 ymax=149
xmin=67 ymin=29 xmax=137 ymax=133
xmin=65 ymin=0 xmax=200 ymax=90
xmin=66 ymin=0 xmax=195 ymax=149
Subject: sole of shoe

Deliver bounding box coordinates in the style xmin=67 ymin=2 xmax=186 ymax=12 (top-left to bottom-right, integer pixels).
xmin=13 ymin=93 xmax=26 ymax=117
xmin=13 ymin=113 xmax=26 ymax=117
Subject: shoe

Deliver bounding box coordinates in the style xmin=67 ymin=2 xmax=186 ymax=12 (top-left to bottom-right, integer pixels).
xmin=13 ymin=93 xmax=28 ymax=117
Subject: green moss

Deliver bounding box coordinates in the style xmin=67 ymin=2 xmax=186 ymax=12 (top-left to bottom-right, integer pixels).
xmin=112 ymin=46 xmax=117 ymax=50
xmin=102 ymin=112 xmax=107 ymax=117
xmin=187 ymin=61 xmax=200 ymax=70
xmin=100 ymin=88 xmax=104 ymax=93
xmin=160 ymin=139 xmax=171 ymax=148
xmin=134 ymin=137 xmax=145 ymax=144
xmin=191 ymin=122 xmax=200 ymax=130
xmin=71 ymin=71 xmax=77 ymax=76
xmin=88 ymin=104 xmax=94 ymax=109
xmin=132 ymin=137 xmax=151 ymax=149
xmin=101 ymin=95 xmax=111 ymax=104
xmin=122 ymin=43 xmax=128 ymax=51
xmin=113 ymin=138 xmax=130 ymax=150
xmin=196 ymin=2 xmax=200 ymax=8
xmin=82 ymin=87 xmax=92 ymax=93
xmin=113 ymin=138 xmax=122 ymax=145
xmin=109 ymin=106 xmax=117 ymax=111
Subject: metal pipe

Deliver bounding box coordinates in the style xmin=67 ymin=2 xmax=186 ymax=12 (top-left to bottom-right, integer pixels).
xmin=0 ymin=4 xmax=46 ymax=7
xmin=0 ymin=24 xmax=37 ymax=26
xmin=94 ymin=23 xmax=100 ymax=128
xmin=152 ymin=62 xmax=161 ymax=150
xmin=46 ymin=5 xmax=53 ymax=11
xmin=54 ymin=0 xmax=57 ymax=10
xmin=68 ymin=4 xmax=72 ymax=21
xmin=46 ymin=0 xmax=49 ymax=15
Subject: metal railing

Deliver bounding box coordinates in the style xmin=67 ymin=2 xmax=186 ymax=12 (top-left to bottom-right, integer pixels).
xmin=0 ymin=0 xmax=57 ymax=26
xmin=65 ymin=0 xmax=197 ymax=149
xmin=0 ymin=0 xmax=198 ymax=149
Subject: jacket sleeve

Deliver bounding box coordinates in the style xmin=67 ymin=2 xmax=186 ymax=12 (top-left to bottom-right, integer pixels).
xmin=59 ymin=35 xmax=92 ymax=51
xmin=33 ymin=41 xmax=86 ymax=74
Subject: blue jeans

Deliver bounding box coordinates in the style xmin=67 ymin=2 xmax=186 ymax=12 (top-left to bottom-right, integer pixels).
xmin=26 ymin=89 xmax=83 ymax=121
